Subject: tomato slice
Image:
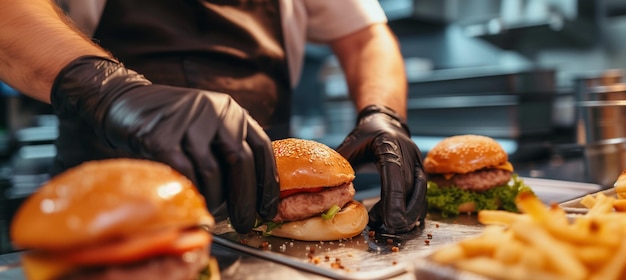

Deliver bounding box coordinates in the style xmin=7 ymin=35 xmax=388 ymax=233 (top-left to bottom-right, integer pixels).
xmin=279 ymin=187 xmax=326 ymax=199
xmin=62 ymin=228 xmax=209 ymax=265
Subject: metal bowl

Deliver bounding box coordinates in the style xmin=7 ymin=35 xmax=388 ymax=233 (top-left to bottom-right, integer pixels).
xmin=584 ymin=138 xmax=626 ymax=187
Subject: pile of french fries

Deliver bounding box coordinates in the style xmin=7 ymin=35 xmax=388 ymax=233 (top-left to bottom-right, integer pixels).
xmin=431 ymin=189 xmax=626 ymax=280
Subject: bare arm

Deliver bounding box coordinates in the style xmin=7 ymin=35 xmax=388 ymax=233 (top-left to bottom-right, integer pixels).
xmin=0 ymin=0 xmax=109 ymax=103
xmin=330 ymin=23 xmax=407 ymax=118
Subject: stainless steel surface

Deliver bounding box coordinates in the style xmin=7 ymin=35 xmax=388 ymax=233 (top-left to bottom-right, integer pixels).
xmin=577 ymin=84 xmax=626 ymax=143
xmin=560 ymin=188 xmax=617 ymax=214
xmin=213 ymin=214 xmax=483 ymax=280
xmin=0 ymin=177 xmax=603 ymax=279
xmin=583 ymin=138 xmax=626 ymax=187
xmin=209 ymin=177 xmax=600 ymax=280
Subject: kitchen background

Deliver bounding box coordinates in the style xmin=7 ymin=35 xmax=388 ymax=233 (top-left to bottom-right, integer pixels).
xmin=1 ymin=0 xmax=626 ymax=253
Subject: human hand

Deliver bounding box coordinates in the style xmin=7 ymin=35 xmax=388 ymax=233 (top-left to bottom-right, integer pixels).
xmin=50 ymin=56 xmax=279 ymax=233
xmin=336 ymin=105 xmax=427 ymax=233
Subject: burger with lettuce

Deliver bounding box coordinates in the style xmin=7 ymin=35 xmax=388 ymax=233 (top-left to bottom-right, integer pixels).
xmin=424 ymin=134 xmax=532 ymax=217
xmin=258 ymin=138 xmax=369 ymax=241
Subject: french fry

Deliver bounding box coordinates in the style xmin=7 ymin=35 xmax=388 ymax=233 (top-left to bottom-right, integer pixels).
xmin=492 ymin=237 xmax=525 ymax=265
xmin=509 ymin=221 xmax=587 ymax=280
xmin=457 ymin=226 xmax=507 ymax=257
xmin=612 ymin=199 xmax=626 ymax=211
xmin=590 ymin=237 xmax=626 ymax=280
xmin=430 ymin=245 xmax=465 ymax=264
xmin=430 ymin=183 xmax=626 ymax=280
xmin=580 ymin=194 xmax=597 ymax=208
xmin=455 ymin=257 xmax=562 ymax=280
xmin=587 ymin=193 xmax=615 ymax=215
xmin=477 ymin=210 xmax=526 ymax=226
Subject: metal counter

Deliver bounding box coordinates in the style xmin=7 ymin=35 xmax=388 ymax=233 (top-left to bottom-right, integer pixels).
xmin=0 ymin=176 xmax=602 ymax=280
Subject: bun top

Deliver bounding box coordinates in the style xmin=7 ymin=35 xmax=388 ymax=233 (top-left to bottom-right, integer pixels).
xmin=11 ymin=159 xmax=214 ymax=251
xmin=424 ymin=134 xmax=508 ymax=174
xmin=272 ymin=138 xmax=355 ymax=191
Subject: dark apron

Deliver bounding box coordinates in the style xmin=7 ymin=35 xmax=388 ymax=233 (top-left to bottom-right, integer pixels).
xmin=53 ymin=0 xmax=291 ymax=175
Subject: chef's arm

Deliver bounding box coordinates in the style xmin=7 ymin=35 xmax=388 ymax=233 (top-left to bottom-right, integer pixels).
xmin=333 ymin=23 xmax=427 ymax=233
xmin=0 ymin=0 xmax=109 ymax=103
xmin=330 ymin=23 xmax=407 ymax=118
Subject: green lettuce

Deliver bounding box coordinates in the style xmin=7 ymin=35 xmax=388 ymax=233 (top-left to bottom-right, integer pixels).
xmin=426 ymin=174 xmax=533 ymax=217
xmin=321 ymin=204 xmax=341 ymax=220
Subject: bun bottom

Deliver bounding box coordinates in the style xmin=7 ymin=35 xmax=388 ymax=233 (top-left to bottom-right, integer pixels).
xmin=268 ymin=201 xmax=368 ymax=241
xmin=457 ymin=202 xmax=476 ymax=214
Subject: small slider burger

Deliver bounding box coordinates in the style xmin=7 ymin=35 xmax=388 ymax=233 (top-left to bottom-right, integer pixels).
xmin=262 ymin=138 xmax=369 ymax=241
xmin=424 ymin=134 xmax=532 ymax=217
xmin=10 ymin=159 xmax=218 ymax=280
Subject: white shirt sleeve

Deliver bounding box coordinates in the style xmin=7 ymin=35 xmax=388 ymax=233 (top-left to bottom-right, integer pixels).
xmin=280 ymin=0 xmax=388 ymax=87
xmin=304 ymin=0 xmax=388 ymax=43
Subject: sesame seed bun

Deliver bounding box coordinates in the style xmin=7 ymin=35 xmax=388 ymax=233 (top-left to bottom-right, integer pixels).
xmin=10 ymin=159 xmax=215 ymax=280
xmin=266 ymin=139 xmax=367 ymax=241
xmin=424 ymin=134 xmax=509 ymax=174
xmin=272 ymin=138 xmax=355 ymax=191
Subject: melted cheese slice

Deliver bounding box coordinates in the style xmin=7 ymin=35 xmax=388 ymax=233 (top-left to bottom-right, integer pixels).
xmin=442 ymin=161 xmax=514 ymax=180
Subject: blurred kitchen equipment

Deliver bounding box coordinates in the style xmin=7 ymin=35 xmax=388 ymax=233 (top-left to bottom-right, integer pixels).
xmin=574 ymin=69 xmax=626 ymax=187
xmin=584 ymin=138 xmax=626 ymax=187
xmin=320 ymin=65 xmax=556 ymax=161
xmin=575 ymin=69 xmax=623 ymax=144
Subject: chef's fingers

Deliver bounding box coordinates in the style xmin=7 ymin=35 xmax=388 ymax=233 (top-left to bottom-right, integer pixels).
xmin=246 ymin=115 xmax=279 ymax=220
xmin=404 ymin=151 xmax=428 ymax=226
xmin=376 ymin=137 xmax=413 ymax=233
xmin=214 ymin=105 xmax=258 ymax=233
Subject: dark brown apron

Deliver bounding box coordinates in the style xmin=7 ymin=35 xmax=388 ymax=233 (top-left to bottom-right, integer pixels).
xmin=53 ymin=0 xmax=291 ymax=174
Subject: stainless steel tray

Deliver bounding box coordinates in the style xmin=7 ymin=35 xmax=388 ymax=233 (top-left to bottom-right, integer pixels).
xmin=213 ymin=214 xmax=485 ymax=280
xmin=0 ymin=177 xmax=603 ymax=280
xmin=213 ymin=177 xmax=602 ymax=280
xmin=559 ymin=188 xmax=617 ymax=214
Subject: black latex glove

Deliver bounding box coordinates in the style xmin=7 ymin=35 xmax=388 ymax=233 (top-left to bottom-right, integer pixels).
xmin=50 ymin=56 xmax=279 ymax=233
xmin=337 ymin=105 xmax=427 ymax=233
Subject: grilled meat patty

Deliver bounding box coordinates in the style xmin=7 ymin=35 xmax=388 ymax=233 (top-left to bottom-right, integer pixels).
xmin=429 ymin=169 xmax=512 ymax=191
xmin=272 ymin=183 xmax=355 ymax=222
xmin=64 ymin=247 xmax=209 ymax=280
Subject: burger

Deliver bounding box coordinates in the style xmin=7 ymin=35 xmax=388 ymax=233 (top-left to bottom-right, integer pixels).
xmin=258 ymin=138 xmax=369 ymax=241
xmin=424 ymin=134 xmax=532 ymax=217
xmin=10 ymin=159 xmax=218 ymax=280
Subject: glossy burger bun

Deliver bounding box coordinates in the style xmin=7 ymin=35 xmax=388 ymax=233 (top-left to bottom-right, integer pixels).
xmin=272 ymin=138 xmax=355 ymax=191
xmin=268 ymin=201 xmax=368 ymax=241
xmin=424 ymin=134 xmax=508 ymax=174
xmin=11 ymin=158 xmax=215 ymax=251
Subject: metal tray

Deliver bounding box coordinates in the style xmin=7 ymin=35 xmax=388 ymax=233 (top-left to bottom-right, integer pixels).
xmin=212 ymin=177 xmax=602 ymax=280
xmin=0 ymin=177 xmax=603 ymax=280
xmin=213 ymin=213 xmax=485 ymax=280
xmin=559 ymin=187 xmax=617 ymax=214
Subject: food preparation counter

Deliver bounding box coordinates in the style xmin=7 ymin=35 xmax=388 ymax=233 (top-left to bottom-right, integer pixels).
xmin=0 ymin=158 xmax=603 ymax=280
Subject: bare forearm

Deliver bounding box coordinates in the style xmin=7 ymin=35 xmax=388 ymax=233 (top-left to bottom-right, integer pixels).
xmin=0 ymin=0 xmax=109 ymax=103
xmin=330 ymin=23 xmax=407 ymax=118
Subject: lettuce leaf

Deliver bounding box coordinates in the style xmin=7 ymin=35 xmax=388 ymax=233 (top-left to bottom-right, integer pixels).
xmin=426 ymin=174 xmax=533 ymax=217
xmin=321 ymin=204 xmax=341 ymax=220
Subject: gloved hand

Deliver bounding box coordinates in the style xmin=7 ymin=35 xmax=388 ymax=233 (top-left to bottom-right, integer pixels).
xmin=337 ymin=105 xmax=427 ymax=233
xmin=50 ymin=56 xmax=279 ymax=233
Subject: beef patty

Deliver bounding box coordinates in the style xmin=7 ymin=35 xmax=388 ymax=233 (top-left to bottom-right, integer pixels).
xmin=64 ymin=247 xmax=209 ymax=280
xmin=272 ymin=183 xmax=355 ymax=222
xmin=429 ymin=169 xmax=512 ymax=191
